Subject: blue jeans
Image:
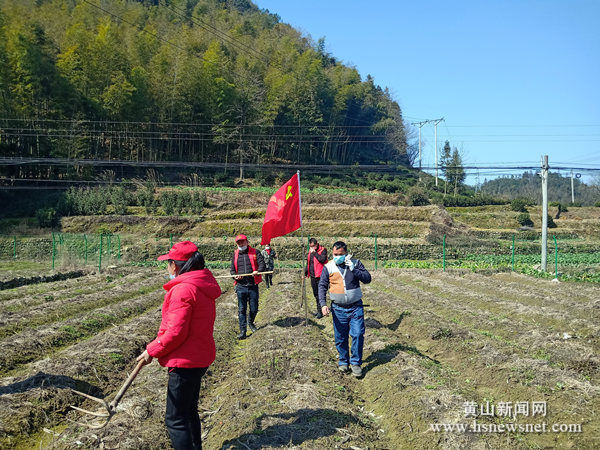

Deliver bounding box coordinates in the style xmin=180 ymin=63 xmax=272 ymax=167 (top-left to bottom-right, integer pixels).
xmin=331 ymin=301 xmax=365 ymax=366
xmin=165 ymin=367 xmax=208 ymax=450
xmin=236 ymin=284 xmax=259 ymax=332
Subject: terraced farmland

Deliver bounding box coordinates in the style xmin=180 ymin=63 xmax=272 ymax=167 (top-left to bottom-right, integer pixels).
xmin=0 ymin=266 xmax=597 ymax=449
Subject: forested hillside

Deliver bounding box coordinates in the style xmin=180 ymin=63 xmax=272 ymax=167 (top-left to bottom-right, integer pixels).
xmin=0 ymin=0 xmax=408 ymax=170
xmin=481 ymin=171 xmax=599 ymax=206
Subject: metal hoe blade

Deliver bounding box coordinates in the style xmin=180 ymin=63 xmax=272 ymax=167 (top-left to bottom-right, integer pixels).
xmin=69 ymin=359 xmax=145 ymax=429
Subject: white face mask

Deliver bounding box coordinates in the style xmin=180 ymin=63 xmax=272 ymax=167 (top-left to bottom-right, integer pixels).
xmin=169 ymin=274 xmax=176 ymax=280
xmin=238 ymin=245 xmax=248 ymax=251
xmin=265 ymin=246 xmax=270 ymax=250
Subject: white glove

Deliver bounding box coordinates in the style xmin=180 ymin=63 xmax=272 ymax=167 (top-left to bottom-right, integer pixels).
xmin=345 ymin=254 xmax=355 ymax=271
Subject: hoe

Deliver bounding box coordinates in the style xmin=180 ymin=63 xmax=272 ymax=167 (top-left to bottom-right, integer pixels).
xmin=69 ymin=359 xmax=145 ymax=429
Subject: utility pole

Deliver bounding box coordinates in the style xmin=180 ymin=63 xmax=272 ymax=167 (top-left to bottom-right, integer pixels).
xmin=433 ymin=118 xmax=444 ymax=187
xmin=411 ymin=118 xmax=444 ymax=181
xmin=412 ymin=121 xmax=427 ymax=171
xmin=570 ymin=169 xmax=575 ymax=204
xmin=541 ymin=155 xmax=549 ymax=271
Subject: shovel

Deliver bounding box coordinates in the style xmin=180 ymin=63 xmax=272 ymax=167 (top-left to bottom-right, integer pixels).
xmin=69 ymin=359 xmax=145 ymax=429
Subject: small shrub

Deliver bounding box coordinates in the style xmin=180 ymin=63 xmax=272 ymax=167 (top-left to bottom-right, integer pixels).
xmin=63 ymin=187 xmax=109 ymax=215
xmin=547 ymin=214 xmax=557 ymax=228
xmin=511 ymin=198 xmax=528 ymax=212
xmin=97 ymin=225 xmax=112 ymax=235
xmin=595 ymin=201 xmax=600 ymax=208
xmin=110 ymin=187 xmax=129 ymax=215
xmin=35 ymin=208 xmax=59 ymax=228
xmin=175 ymin=191 xmax=191 ymax=214
xmin=159 ymin=191 xmax=177 ymax=215
xmin=88 ymin=187 xmax=110 ymax=215
xmin=407 ymin=187 xmax=430 ymax=206
xmin=517 ymin=212 xmax=534 ymax=227
xmin=255 ymin=171 xmax=275 ymax=186
xmin=190 ymin=191 xmax=207 ymax=215
xmin=443 ymin=194 xmax=508 ymax=207
xmin=138 ymin=185 xmax=157 ymax=215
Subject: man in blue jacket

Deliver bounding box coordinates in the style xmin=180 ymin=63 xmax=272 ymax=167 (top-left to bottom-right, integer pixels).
xmin=319 ymin=241 xmax=371 ymax=378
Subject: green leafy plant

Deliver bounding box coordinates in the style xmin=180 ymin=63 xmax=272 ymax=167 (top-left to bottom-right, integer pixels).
xmin=35 ymin=208 xmax=59 ymax=228
xmin=159 ymin=191 xmax=177 ymax=215
xmin=406 ymin=186 xmax=430 ymax=206
xmin=517 ymin=212 xmax=533 ymax=227
xmin=511 ymin=198 xmax=529 ymax=212
xmin=110 ymin=186 xmax=129 ymax=215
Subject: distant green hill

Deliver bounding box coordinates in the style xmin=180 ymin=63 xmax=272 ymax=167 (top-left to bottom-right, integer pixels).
xmin=480 ymin=171 xmax=599 ymax=206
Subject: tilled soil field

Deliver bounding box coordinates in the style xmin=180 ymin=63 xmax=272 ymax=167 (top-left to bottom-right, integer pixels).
xmin=0 ymin=267 xmax=598 ymax=449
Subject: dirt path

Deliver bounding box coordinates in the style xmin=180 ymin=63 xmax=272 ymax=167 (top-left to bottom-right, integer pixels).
xmin=201 ymin=270 xmax=388 ymax=449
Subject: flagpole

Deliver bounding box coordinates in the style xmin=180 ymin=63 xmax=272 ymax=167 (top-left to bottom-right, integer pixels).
xmin=298 ymin=170 xmax=308 ymax=326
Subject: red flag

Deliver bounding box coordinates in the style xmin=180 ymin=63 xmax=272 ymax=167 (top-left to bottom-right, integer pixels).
xmin=261 ymin=173 xmax=302 ymax=245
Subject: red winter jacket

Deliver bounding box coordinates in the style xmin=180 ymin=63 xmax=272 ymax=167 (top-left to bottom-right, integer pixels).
xmin=146 ymin=269 xmax=222 ymax=368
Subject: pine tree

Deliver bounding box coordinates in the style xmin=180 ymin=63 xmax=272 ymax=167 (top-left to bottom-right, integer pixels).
xmin=449 ymin=148 xmax=465 ymax=195
xmin=440 ymin=141 xmax=452 ymax=195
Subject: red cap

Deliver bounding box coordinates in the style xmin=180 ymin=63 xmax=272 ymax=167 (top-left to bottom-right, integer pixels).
xmin=234 ymin=234 xmax=248 ymax=242
xmin=157 ymin=240 xmax=198 ymax=261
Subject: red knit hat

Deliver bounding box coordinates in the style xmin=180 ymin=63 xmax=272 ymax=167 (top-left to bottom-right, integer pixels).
xmin=157 ymin=241 xmax=198 ymax=261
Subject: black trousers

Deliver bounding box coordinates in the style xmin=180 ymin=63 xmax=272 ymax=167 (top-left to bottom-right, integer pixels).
xmin=310 ymin=276 xmax=321 ymax=310
xmin=236 ymin=284 xmax=259 ymax=332
xmin=165 ymin=367 xmax=208 ymax=450
xmin=264 ymin=273 xmax=273 ymax=288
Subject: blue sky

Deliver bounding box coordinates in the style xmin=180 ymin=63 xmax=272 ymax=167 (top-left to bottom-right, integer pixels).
xmin=255 ymin=0 xmax=600 ymax=185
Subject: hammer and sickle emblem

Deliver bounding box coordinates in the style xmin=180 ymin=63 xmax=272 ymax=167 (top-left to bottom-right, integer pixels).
xmin=285 ymin=185 xmax=293 ymax=201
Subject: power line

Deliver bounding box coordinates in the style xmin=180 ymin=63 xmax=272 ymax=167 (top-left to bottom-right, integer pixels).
xmin=0 ymin=118 xmax=386 ymax=129
xmin=6 ymin=120 xmax=600 ymax=139
xmin=160 ymin=1 xmax=406 ymax=127
xmin=0 ymin=132 xmax=391 ymax=144
xmin=444 ymin=124 xmax=600 ymax=128
xmin=0 ymin=126 xmax=396 ymax=139
xmin=78 ymin=1 xmax=402 ymax=129
xmin=0 ymin=157 xmax=413 ymax=171
xmin=159 ymin=0 xmax=271 ymax=64
xmin=80 ymin=0 xmax=206 ymax=63
xmin=2 ymin=157 xmax=598 ymax=172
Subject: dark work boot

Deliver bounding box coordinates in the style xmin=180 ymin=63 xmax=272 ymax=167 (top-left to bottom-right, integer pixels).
xmin=237 ymin=329 xmax=247 ymax=340
xmin=248 ymin=311 xmax=258 ymax=333
xmin=314 ymin=300 xmax=323 ymax=319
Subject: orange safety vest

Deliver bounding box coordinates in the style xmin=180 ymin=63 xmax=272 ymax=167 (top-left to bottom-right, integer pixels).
xmin=233 ymin=247 xmax=262 ymax=285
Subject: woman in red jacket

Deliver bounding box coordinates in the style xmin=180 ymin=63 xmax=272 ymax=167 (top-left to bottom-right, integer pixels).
xmin=137 ymin=241 xmax=221 ymax=450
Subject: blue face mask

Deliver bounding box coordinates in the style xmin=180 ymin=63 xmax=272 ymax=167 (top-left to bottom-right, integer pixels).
xmin=333 ymin=255 xmax=346 ymax=265
xmin=169 ymin=274 xmax=176 ymax=280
